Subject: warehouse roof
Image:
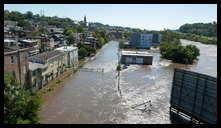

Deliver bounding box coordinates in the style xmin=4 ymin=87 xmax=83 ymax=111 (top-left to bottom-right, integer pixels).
xmin=4 ymin=39 xmax=16 ymax=43
xmin=121 ymin=50 xmax=152 ymax=57
xmin=55 ymin=46 xmax=78 ymax=52
xmin=29 ymin=62 xmax=47 ymax=71
xmin=30 ymin=50 xmax=64 ymax=61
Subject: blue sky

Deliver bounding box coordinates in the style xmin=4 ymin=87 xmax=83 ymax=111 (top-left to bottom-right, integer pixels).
xmin=4 ymin=4 xmax=217 ymax=30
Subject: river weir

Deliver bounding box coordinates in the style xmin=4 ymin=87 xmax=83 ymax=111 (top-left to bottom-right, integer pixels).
xmin=40 ymin=40 xmax=217 ymax=124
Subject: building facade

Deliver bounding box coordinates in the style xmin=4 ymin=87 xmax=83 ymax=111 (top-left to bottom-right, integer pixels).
xmin=4 ymin=39 xmax=17 ymax=47
xmin=152 ymin=33 xmax=162 ymax=46
xmin=28 ymin=62 xmax=47 ymax=90
xmin=83 ymin=36 xmax=97 ymax=48
xmin=121 ymin=50 xmax=153 ymax=65
xmin=29 ymin=50 xmax=67 ymax=90
xmin=40 ymin=37 xmax=55 ymax=51
xmin=130 ymin=33 xmax=162 ymax=49
xmin=4 ymin=47 xmax=29 ymax=88
xmin=55 ymin=46 xmax=78 ymax=69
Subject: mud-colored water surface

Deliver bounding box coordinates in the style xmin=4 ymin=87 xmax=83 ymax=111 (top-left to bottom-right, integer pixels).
xmin=40 ymin=40 xmax=217 ymax=124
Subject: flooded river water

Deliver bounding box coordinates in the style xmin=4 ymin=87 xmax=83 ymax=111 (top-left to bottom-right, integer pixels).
xmin=40 ymin=39 xmax=217 ymax=124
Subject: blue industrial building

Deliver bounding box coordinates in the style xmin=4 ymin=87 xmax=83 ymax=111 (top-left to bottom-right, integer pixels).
xmin=152 ymin=33 xmax=162 ymax=46
xmin=130 ymin=33 xmax=162 ymax=49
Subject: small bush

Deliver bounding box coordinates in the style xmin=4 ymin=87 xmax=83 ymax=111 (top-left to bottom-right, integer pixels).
xmin=78 ymin=47 xmax=88 ymax=58
xmin=119 ymin=41 xmax=124 ymax=49
xmin=116 ymin=65 xmax=121 ymax=71
xmin=56 ymin=80 xmax=62 ymax=84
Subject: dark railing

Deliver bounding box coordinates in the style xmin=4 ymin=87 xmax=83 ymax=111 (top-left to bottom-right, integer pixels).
xmin=170 ymin=68 xmax=217 ymax=124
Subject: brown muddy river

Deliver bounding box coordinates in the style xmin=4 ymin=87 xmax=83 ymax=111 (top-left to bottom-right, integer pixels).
xmin=40 ymin=39 xmax=217 ymax=124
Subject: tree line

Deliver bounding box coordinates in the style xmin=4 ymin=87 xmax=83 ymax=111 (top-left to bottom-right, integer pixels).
xmin=4 ymin=10 xmax=76 ymax=29
xmin=179 ymin=22 xmax=217 ymax=37
xmin=159 ymin=30 xmax=217 ymax=45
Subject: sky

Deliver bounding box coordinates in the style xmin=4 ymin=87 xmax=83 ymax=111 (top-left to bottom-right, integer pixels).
xmin=4 ymin=4 xmax=217 ymax=30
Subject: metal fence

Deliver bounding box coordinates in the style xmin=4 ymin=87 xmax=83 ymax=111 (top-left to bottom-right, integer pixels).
xmin=170 ymin=68 xmax=217 ymax=124
xmin=78 ymin=67 xmax=104 ymax=72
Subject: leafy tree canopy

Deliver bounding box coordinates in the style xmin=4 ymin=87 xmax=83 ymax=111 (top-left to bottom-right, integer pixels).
xmin=159 ymin=42 xmax=200 ymax=64
xmin=4 ymin=72 xmax=42 ymax=124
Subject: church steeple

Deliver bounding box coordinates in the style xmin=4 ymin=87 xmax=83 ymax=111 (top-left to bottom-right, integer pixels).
xmin=84 ymin=15 xmax=87 ymax=27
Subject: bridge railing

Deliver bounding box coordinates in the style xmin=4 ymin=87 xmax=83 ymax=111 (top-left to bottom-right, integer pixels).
xmin=170 ymin=68 xmax=217 ymax=124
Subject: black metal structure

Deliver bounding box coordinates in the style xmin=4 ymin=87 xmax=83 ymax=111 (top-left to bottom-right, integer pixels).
xmin=170 ymin=68 xmax=217 ymax=124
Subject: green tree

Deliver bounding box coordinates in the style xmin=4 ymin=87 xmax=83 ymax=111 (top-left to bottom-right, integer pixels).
xmin=25 ymin=11 xmax=34 ymax=19
xmin=185 ymin=45 xmax=200 ymax=60
xmin=119 ymin=41 xmax=124 ymax=49
xmin=85 ymin=45 xmax=96 ymax=55
xmin=78 ymin=47 xmax=88 ymax=58
xmin=96 ymin=37 xmax=105 ymax=48
xmin=64 ymin=28 xmax=77 ymax=35
xmin=124 ymin=32 xmax=132 ymax=40
xmin=17 ymin=20 xmax=31 ymax=27
xmin=66 ymin=35 xmax=76 ymax=45
xmin=76 ymin=25 xmax=84 ymax=33
xmin=4 ymin=72 xmax=42 ymax=124
xmin=32 ymin=27 xmax=48 ymax=36
xmin=159 ymin=42 xmax=200 ymax=64
xmin=5 ymin=11 xmax=25 ymax=21
xmin=77 ymin=42 xmax=85 ymax=49
xmin=77 ymin=42 xmax=96 ymax=57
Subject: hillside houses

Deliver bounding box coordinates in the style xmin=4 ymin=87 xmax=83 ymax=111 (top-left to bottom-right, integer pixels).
xmin=4 ymin=15 xmax=112 ymax=91
xmin=4 ymin=20 xmax=79 ymax=91
xmin=83 ymin=36 xmax=97 ymax=48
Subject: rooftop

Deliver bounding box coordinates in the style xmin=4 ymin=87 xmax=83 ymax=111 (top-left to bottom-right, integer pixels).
xmin=83 ymin=42 xmax=92 ymax=45
xmin=121 ymin=50 xmax=152 ymax=57
xmin=29 ymin=62 xmax=47 ymax=71
xmin=30 ymin=50 xmax=64 ymax=60
xmin=28 ymin=46 xmax=40 ymax=51
xmin=4 ymin=39 xmax=16 ymax=43
xmin=55 ymin=46 xmax=78 ymax=52
xmin=86 ymin=36 xmax=96 ymax=39
xmin=4 ymin=47 xmax=15 ymax=53
xmin=4 ymin=46 xmax=29 ymax=54
xmin=19 ymin=40 xmax=37 ymax=43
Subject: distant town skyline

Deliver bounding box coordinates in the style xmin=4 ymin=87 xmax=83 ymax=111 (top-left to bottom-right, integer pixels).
xmin=4 ymin=4 xmax=217 ymax=30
